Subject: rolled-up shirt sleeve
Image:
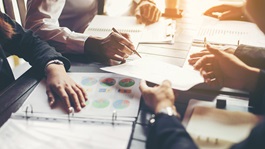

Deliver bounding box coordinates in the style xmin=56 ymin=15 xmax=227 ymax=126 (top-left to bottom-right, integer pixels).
xmin=25 ymin=0 xmax=89 ymax=54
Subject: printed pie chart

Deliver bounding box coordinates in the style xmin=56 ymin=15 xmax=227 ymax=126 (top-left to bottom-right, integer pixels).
xmin=119 ymin=78 xmax=135 ymax=87
xmin=81 ymin=77 xmax=97 ymax=86
xmin=113 ymin=100 xmax=130 ymax=109
xmin=100 ymin=78 xmax=116 ymax=87
xmin=92 ymin=98 xmax=110 ymax=108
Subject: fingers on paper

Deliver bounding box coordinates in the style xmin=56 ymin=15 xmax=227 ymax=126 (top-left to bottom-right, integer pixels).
xmin=204 ymin=4 xmax=231 ymax=15
xmin=46 ymin=88 xmax=55 ymax=107
xmin=218 ymin=10 xmax=242 ymax=20
xmin=188 ymin=57 xmax=200 ymax=65
xmin=161 ymin=80 xmax=172 ymax=88
xmin=189 ymin=50 xmax=211 ymax=58
xmin=193 ymin=55 xmax=215 ymax=70
xmin=139 ymin=80 xmax=149 ymax=93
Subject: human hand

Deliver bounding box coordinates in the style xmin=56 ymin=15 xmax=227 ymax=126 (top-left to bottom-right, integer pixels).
xmin=188 ymin=47 xmax=236 ymax=65
xmin=136 ymin=1 xmax=162 ymax=24
xmin=45 ymin=64 xmax=88 ymax=113
xmin=204 ymin=4 xmax=248 ymax=21
xmin=139 ymin=80 xmax=176 ymax=113
xmin=84 ymin=32 xmax=135 ymax=65
xmin=193 ymin=44 xmax=259 ymax=91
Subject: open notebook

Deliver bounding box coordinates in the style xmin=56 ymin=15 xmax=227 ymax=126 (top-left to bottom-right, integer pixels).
xmin=84 ymin=15 xmax=175 ymax=47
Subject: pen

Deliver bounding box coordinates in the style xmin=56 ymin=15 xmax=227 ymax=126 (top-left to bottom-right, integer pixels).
xmin=204 ymin=37 xmax=207 ymax=48
xmin=112 ymin=27 xmax=142 ymax=58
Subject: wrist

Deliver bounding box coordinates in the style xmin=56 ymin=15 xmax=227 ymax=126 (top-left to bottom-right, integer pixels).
xmin=84 ymin=36 xmax=102 ymax=55
xmin=45 ymin=59 xmax=65 ymax=76
xmin=154 ymin=100 xmax=174 ymax=113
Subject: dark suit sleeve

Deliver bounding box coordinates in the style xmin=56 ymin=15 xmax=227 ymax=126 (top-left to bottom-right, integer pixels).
xmin=235 ymin=45 xmax=265 ymax=69
xmin=230 ymin=119 xmax=265 ymax=149
xmin=146 ymin=114 xmax=198 ymax=149
xmin=1 ymin=14 xmax=70 ymax=72
xmin=231 ymin=69 xmax=265 ymax=149
xmin=248 ymin=70 xmax=265 ymax=114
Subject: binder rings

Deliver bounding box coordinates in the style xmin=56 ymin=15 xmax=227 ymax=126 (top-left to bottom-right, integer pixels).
xmin=0 ymin=105 xmax=133 ymax=149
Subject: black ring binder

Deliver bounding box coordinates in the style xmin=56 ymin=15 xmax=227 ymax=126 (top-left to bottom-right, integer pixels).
xmin=68 ymin=107 xmax=74 ymax=122
xmin=25 ymin=104 xmax=33 ymax=119
xmin=112 ymin=110 xmax=117 ymax=124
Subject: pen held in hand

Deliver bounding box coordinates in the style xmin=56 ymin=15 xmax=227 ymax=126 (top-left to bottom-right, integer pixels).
xmin=112 ymin=27 xmax=142 ymax=58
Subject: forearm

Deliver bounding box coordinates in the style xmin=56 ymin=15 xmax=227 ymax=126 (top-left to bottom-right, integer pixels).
xmin=3 ymin=14 xmax=70 ymax=72
xmin=26 ymin=0 xmax=89 ymax=54
xmin=147 ymin=114 xmax=198 ymax=149
xmin=235 ymin=44 xmax=265 ymax=69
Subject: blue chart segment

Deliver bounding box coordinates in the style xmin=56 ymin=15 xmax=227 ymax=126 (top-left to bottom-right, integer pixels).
xmin=113 ymin=100 xmax=130 ymax=109
xmin=81 ymin=77 xmax=97 ymax=86
xmin=119 ymin=78 xmax=135 ymax=87
xmin=100 ymin=78 xmax=116 ymax=87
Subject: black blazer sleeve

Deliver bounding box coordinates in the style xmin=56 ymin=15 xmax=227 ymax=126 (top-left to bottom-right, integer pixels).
xmin=148 ymin=114 xmax=265 ymax=149
xmin=1 ymin=14 xmax=70 ymax=72
xmin=235 ymin=45 xmax=265 ymax=69
xmin=146 ymin=114 xmax=198 ymax=149
xmin=248 ymin=70 xmax=265 ymax=114
xmin=148 ymin=69 xmax=265 ymax=149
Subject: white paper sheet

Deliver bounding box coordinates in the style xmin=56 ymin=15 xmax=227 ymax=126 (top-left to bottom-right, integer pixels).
xmin=101 ymin=58 xmax=204 ymax=91
xmin=18 ymin=73 xmax=141 ymax=119
xmin=0 ymin=117 xmax=132 ymax=149
xmin=140 ymin=19 xmax=176 ymax=44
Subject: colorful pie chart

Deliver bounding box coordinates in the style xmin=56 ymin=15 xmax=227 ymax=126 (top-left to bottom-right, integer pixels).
xmin=113 ymin=100 xmax=130 ymax=109
xmin=92 ymin=98 xmax=110 ymax=108
xmin=100 ymin=78 xmax=116 ymax=87
xmin=119 ymin=78 xmax=135 ymax=87
xmin=81 ymin=77 xmax=97 ymax=86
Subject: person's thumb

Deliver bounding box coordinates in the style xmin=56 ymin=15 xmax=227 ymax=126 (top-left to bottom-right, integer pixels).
xmin=136 ymin=14 xmax=143 ymax=24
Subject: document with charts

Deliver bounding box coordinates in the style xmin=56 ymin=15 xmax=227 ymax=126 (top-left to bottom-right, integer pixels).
xmin=193 ymin=16 xmax=265 ymax=47
xmin=101 ymin=58 xmax=204 ymax=91
xmin=18 ymin=73 xmax=141 ymax=119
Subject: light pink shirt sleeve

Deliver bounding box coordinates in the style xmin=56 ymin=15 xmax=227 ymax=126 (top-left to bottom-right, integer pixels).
xmin=25 ymin=0 xmax=89 ymax=54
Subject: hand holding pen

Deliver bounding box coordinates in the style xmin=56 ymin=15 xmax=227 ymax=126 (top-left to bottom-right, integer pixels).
xmin=112 ymin=27 xmax=142 ymax=58
xmin=84 ymin=27 xmax=139 ymax=65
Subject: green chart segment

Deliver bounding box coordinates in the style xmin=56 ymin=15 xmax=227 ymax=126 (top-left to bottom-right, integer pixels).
xmin=92 ymin=98 xmax=110 ymax=108
xmin=119 ymin=78 xmax=135 ymax=87
xmin=100 ymin=78 xmax=116 ymax=87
